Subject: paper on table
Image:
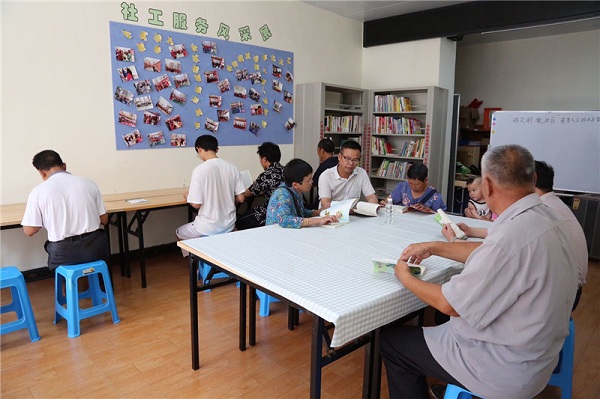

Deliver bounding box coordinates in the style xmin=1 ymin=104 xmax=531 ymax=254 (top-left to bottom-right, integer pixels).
xmin=127 ymin=198 xmax=149 ymax=204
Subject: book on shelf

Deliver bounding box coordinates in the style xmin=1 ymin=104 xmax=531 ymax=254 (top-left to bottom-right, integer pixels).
xmin=324 ymin=115 xmax=363 ymax=133
xmin=371 ymin=137 xmax=393 ymax=155
xmin=400 ymin=96 xmax=412 ymax=111
xmin=374 ymin=94 xmax=415 ymax=113
xmin=375 ymin=160 xmax=412 ymax=179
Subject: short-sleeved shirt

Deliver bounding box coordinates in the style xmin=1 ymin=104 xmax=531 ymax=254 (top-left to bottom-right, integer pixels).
xmin=424 ymin=194 xmax=578 ymax=399
xmin=247 ymin=162 xmax=284 ymax=225
xmin=541 ymin=191 xmax=588 ymax=286
xmin=318 ymin=166 xmax=375 ymax=203
xmin=265 ymin=184 xmax=313 ymax=229
xmin=22 ymin=171 xmax=106 ymax=242
xmin=390 ymin=181 xmax=446 ymax=211
xmin=188 ymin=158 xmax=246 ymax=236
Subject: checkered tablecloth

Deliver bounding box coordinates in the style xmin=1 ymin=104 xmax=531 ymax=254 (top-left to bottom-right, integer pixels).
xmin=182 ymin=212 xmax=491 ymax=348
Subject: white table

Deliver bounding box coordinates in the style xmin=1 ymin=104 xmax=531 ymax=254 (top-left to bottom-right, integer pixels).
xmin=179 ymin=212 xmax=491 ymax=398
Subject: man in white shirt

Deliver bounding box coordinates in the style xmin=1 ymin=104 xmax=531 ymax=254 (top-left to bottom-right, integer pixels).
xmin=22 ymin=150 xmax=109 ymax=271
xmin=318 ymin=140 xmax=378 ymax=209
xmin=176 ymin=135 xmax=246 ymax=247
xmin=534 ymin=160 xmax=588 ymax=308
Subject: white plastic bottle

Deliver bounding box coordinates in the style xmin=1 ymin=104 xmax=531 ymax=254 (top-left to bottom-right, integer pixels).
xmin=385 ymin=197 xmax=393 ymax=225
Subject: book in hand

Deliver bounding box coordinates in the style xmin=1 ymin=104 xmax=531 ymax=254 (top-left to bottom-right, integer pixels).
xmin=320 ymin=198 xmax=357 ymax=223
xmin=372 ymin=258 xmax=426 ymax=276
xmin=433 ymin=209 xmax=467 ymax=239
xmin=353 ymin=201 xmax=382 ymax=216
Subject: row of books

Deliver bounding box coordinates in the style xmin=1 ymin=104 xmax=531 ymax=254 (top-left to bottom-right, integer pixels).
xmin=324 ymin=115 xmax=363 ymax=133
xmin=373 ymin=116 xmax=423 ymax=135
xmin=398 ymin=138 xmax=425 ymax=158
xmin=371 ymin=137 xmax=393 ymax=155
xmin=374 ymin=95 xmax=412 ymax=113
xmin=374 ymin=160 xmax=413 ymax=179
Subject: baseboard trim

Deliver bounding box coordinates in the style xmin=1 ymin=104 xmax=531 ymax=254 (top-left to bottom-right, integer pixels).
xmin=22 ymin=242 xmax=180 ymax=283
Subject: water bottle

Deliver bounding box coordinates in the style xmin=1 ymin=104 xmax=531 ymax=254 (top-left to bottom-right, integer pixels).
xmin=385 ymin=197 xmax=393 ymax=225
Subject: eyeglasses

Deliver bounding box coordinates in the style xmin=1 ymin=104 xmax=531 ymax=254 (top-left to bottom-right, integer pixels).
xmin=341 ymin=154 xmax=361 ymax=164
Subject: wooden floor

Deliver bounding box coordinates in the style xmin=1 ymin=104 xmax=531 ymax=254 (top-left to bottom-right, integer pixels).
xmin=1 ymin=250 xmax=598 ymax=399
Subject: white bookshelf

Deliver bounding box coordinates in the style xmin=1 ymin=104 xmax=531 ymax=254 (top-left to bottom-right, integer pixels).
xmin=294 ymin=83 xmax=367 ymax=169
xmin=368 ymin=86 xmax=448 ymax=198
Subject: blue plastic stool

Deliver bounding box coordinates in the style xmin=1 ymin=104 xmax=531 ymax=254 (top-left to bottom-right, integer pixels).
xmin=256 ymin=289 xmax=280 ymax=317
xmin=0 ymin=266 xmax=40 ymax=342
xmin=198 ymin=261 xmax=232 ymax=293
xmin=443 ymin=384 xmax=483 ymax=399
xmin=548 ymin=317 xmax=575 ymax=399
xmin=54 ymin=260 xmax=120 ymax=338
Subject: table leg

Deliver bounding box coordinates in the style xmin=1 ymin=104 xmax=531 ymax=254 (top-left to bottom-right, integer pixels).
xmin=136 ymin=211 xmax=147 ymax=288
xmin=189 ymin=254 xmax=200 ymax=370
xmin=362 ymin=329 xmax=381 ymax=399
xmin=249 ymin=286 xmax=256 ymax=346
xmin=121 ymin=212 xmax=131 ymax=278
xmin=239 ymin=282 xmax=247 ymax=351
xmin=310 ymin=316 xmax=324 ymax=399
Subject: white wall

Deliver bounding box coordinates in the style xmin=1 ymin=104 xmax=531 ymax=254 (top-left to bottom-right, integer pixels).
xmin=0 ymin=1 xmax=363 ymax=269
xmin=455 ymin=29 xmax=600 ymax=120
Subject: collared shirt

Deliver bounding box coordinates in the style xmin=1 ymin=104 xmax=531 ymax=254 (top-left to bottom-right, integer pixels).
xmin=424 ymin=194 xmax=578 ymax=399
xmin=390 ymin=181 xmax=447 ymax=211
xmin=540 ymin=191 xmax=588 ymax=286
xmin=22 ymin=171 xmax=106 ymax=242
xmin=247 ymin=162 xmax=284 ymax=225
xmin=318 ymin=165 xmax=375 ymax=203
xmin=266 ymin=184 xmax=313 ymax=229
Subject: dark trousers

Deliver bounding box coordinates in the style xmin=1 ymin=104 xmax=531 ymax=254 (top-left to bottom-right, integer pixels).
xmin=44 ymin=229 xmax=110 ymax=271
xmin=380 ymin=324 xmax=465 ymax=399
xmin=235 ymin=212 xmax=262 ymax=231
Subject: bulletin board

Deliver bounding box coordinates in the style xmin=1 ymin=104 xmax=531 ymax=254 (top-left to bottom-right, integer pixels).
xmin=110 ymin=21 xmax=295 ymax=150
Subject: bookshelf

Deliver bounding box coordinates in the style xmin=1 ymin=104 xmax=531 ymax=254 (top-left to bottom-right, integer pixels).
xmin=368 ymin=86 xmax=448 ymax=199
xmin=294 ymin=83 xmax=367 ymax=169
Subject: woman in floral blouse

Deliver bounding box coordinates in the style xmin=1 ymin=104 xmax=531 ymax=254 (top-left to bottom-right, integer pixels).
xmin=266 ymin=159 xmax=337 ymax=228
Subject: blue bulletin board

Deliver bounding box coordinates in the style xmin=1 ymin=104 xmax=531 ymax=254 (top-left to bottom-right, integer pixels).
xmin=110 ymin=21 xmax=295 ymax=150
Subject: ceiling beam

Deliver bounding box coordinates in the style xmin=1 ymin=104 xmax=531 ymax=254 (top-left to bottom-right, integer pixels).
xmin=363 ymin=1 xmax=600 ymax=47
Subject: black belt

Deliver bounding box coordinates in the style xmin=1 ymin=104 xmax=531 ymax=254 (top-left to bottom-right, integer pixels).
xmin=61 ymin=229 xmax=100 ymax=242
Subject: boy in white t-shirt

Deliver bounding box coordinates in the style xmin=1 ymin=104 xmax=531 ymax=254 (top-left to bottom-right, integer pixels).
xmin=464 ymin=176 xmax=492 ymax=220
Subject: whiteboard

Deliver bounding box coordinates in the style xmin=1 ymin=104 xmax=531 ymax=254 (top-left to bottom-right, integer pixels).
xmin=489 ymin=111 xmax=600 ymax=194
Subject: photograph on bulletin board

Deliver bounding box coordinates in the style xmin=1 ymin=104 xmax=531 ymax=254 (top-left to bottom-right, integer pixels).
xmin=110 ymin=21 xmax=294 ymax=150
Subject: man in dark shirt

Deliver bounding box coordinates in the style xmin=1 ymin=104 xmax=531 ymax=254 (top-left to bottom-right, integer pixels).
xmin=235 ymin=142 xmax=284 ymax=230
xmin=310 ymin=138 xmax=338 ymax=208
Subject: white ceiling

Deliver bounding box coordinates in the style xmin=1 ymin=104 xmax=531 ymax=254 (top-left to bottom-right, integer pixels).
xmin=301 ymin=1 xmax=600 ymax=45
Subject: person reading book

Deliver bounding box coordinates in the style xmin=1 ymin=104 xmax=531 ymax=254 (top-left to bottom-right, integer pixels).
xmin=266 ymin=158 xmax=337 ymax=228
xmin=464 ymin=176 xmax=492 ymax=220
xmin=385 ymin=163 xmax=446 ymax=213
xmin=176 ymin=135 xmax=246 ymax=253
xmin=441 ymin=160 xmax=588 ymax=311
xmin=318 ymin=140 xmax=379 ymax=210
xmin=380 ymin=145 xmax=579 ymax=399
xmin=235 ymin=142 xmax=284 ymax=230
